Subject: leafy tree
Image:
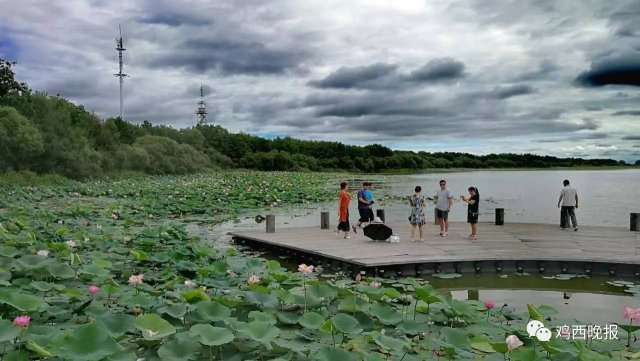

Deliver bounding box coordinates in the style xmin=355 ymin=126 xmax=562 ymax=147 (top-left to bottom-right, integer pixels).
xmin=0 ymin=106 xmax=44 ymax=171
xmin=0 ymin=58 xmax=30 ymax=97
xmin=133 ymin=135 xmax=210 ymax=174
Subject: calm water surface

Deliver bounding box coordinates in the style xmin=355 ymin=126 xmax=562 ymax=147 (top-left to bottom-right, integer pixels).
xmin=379 ymin=169 xmax=640 ymax=227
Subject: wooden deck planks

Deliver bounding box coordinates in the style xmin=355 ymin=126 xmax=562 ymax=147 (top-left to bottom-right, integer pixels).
xmin=229 ymin=222 xmax=639 ymax=267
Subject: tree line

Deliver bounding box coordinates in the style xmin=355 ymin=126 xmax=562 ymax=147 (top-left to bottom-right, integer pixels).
xmin=0 ymin=59 xmax=633 ymax=179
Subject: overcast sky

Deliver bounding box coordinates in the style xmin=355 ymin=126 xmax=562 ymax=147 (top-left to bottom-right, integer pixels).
xmin=1 ymin=0 xmax=639 ymax=161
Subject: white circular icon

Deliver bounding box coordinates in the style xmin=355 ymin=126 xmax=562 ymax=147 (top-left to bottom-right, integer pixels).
xmin=536 ymin=327 xmax=552 ymax=342
xmin=526 ymin=320 xmax=544 ymax=337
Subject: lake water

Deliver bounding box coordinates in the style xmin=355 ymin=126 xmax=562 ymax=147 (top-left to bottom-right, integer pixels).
xmin=204 ymin=169 xmax=640 ymax=324
xmin=373 ymin=169 xmax=640 ymax=228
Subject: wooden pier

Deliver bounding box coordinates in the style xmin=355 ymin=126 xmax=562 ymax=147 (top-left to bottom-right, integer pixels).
xmin=229 ymin=221 xmax=640 ymax=276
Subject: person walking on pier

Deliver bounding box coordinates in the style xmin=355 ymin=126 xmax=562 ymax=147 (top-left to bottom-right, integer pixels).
xmin=336 ymin=182 xmax=352 ymax=239
xmin=436 ymin=179 xmax=452 ymax=236
xmin=460 ymin=186 xmax=480 ymax=240
xmin=558 ymin=179 xmax=579 ymax=231
xmin=409 ymin=186 xmax=426 ymax=242
xmin=353 ymin=182 xmax=374 ymax=232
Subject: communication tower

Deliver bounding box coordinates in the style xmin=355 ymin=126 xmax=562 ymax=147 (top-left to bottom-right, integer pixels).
xmin=196 ymin=85 xmax=208 ymax=125
xmin=114 ymin=25 xmax=128 ymax=119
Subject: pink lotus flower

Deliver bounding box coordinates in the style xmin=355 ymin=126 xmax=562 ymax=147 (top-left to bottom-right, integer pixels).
xmin=128 ymin=274 xmax=144 ymax=285
xmin=484 ymin=301 xmax=495 ymax=309
xmin=623 ymin=306 xmax=640 ymax=321
xmin=88 ymin=285 xmax=100 ymax=295
xmin=82 ymin=219 xmax=90 ymax=227
xmin=298 ymin=264 xmax=314 ymax=274
xmin=247 ymin=275 xmax=260 ymax=285
xmin=13 ymin=315 xmax=30 ymax=328
xmin=370 ymin=280 xmax=381 ymax=287
xmin=123 ymin=236 xmax=131 ymax=242
xmin=505 ymin=335 xmax=523 ymax=351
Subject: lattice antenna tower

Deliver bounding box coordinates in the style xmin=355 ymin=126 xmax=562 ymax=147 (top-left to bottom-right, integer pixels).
xmin=114 ymin=25 xmax=128 ymax=119
xmin=196 ymin=85 xmax=208 ymax=125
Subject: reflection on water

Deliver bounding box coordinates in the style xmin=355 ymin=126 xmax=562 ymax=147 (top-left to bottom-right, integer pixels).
xmin=430 ymin=273 xmax=637 ymax=324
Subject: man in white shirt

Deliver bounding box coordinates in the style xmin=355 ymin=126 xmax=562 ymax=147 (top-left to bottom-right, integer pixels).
xmin=436 ymin=179 xmax=453 ymax=236
xmin=557 ymin=179 xmax=578 ymax=231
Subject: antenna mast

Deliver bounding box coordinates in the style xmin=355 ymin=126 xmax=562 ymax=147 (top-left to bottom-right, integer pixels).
xmin=114 ymin=25 xmax=128 ymax=119
xmin=196 ymin=85 xmax=208 ymax=125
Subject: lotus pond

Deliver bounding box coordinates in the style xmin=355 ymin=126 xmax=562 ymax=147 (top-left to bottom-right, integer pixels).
xmin=1 ymin=171 xmax=639 ymax=360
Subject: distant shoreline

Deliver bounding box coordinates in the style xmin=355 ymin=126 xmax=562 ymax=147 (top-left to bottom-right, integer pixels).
xmin=376 ymin=165 xmax=638 ymax=175
xmin=1 ymin=166 xmax=638 ymax=186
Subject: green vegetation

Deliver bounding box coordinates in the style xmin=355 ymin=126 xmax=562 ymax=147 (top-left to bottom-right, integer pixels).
xmin=0 ymin=58 xmax=632 ymax=179
xmin=1 ymin=172 xmax=636 ymax=360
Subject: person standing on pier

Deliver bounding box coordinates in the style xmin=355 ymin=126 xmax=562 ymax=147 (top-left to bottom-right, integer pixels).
xmin=558 ymin=179 xmax=579 ymax=231
xmin=409 ymin=186 xmax=426 ymax=242
xmin=460 ymin=187 xmax=480 ymax=239
xmin=436 ymin=179 xmax=452 ymax=237
xmin=336 ymin=182 xmax=352 ymax=239
xmin=353 ymin=182 xmax=374 ymax=232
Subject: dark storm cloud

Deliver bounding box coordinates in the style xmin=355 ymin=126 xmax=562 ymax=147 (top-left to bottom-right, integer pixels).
xmin=405 ymin=58 xmax=466 ymax=82
xmin=576 ymin=53 xmax=640 ymax=87
xmin=314 ymin=113 xmax=599 ymax=140
xmin=491 ymin=85 xmax=536 ymax=99
xmin=310 ymin=93 xmax=446 ymax=118
xmin=296 ymin=87 xmax=596 ymax=140
xmin=147 ymin=38 xmax=308 ymax=75
xmin=308 ymin=58 xmax=466 ymax=90
xmin=138 ymin=13 xmax=211 ymax=27
xmin=307 ymin=63 xmax=397 ymax=89
xmin=612 ymin=110 xmax=640 ymax=116
xmin=623 ymin=136 xmax=640 ymax=141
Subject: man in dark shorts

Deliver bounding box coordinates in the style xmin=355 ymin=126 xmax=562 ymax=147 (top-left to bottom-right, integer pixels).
xmin=353 ymin=182 xmax=374 ymax=232
xmin=435 ymin=179 xmax=452 ymax=237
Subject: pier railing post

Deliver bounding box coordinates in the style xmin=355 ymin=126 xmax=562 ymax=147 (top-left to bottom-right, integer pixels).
xmin=266 ymin=214 xmax=275 ymax=233
xmin=321 ymin=212 xmax=330 ymax=229
xmin=632 ymin=213 xmax=640 ymax=232
xmin=376 ymin=209 xmax=386 ymax=223
xmin=495 ymin=208 xmax=504 ymax=225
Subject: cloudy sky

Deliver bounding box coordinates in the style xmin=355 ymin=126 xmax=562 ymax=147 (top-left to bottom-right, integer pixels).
xmin=2 ymin=0 xmax=639 ymax=161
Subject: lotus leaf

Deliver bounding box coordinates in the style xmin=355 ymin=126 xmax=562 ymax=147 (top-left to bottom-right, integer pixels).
xmin=135 ymin=313 xmax=176 ymax=340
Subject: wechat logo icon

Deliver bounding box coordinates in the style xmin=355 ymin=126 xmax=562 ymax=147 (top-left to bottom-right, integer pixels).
xmin=527 ymin=320 xmax=552 ymax=342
